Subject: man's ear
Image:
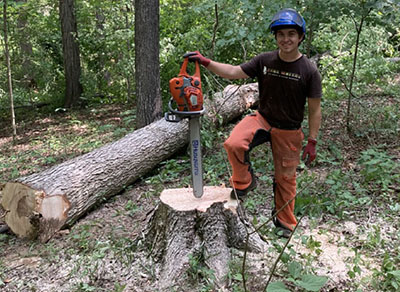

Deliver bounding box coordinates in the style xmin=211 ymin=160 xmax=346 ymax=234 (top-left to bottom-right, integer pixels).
xmin=298 ymin=33 xmax=305 ymax=45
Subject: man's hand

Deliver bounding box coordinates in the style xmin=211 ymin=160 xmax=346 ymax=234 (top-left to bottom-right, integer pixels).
xmin=302 ymin=138 xmax=317 ymax=165
xmin=184 ymin=51 xmax=211 ymax=67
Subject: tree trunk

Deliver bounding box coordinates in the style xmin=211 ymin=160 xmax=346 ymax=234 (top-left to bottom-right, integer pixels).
xmin=3 ymin=0 xmax=17 ymax=142
xmin=17 ymin=0 xmax=36 ymax=91
xmin=59 ymin=0 xmax=83 ymax=108
xmin=125 ymin=3 xmax=134 ymax=103
xmin=135 ymin=0 xmax=162 ymax=128
xmin=0 ymin=83 xmax=259 ymax=242
xmin=142 ymin=186 xmax=268 ymax=290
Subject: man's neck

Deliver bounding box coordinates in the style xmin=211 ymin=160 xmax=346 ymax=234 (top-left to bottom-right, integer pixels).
xmin=278 ymin=49 xmax=302 ymax=62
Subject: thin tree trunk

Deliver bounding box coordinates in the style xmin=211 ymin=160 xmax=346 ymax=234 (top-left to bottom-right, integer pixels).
xmin=59 ymin=0 xmax=83 ymax=108
xmin=210 ymin=2 xmax=219 ymax=58
xmin=3 ymin=0 xmax=17 ymax=142
xmin=346 ymin=9 xmax=371 ymax=133
xmin=17 ymin=0 xmax=35 ymax=91
xmin=125 ymin=4 xmax=134 ymax=104
xmin=305 ymin=1 xmax=316 ymax=58
xmin=125 ymin=3 xmax=135 ymax=104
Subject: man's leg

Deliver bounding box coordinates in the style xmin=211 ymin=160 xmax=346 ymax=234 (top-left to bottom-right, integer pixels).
xmin=270 ymin=127 xmax=304 ymax=231
xmin=224 ymin=112 xmax=271 ymax=194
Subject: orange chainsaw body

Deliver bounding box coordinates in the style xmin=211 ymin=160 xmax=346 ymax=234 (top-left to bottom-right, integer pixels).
xmin=169 ymin=58 xmax=203 ymax=112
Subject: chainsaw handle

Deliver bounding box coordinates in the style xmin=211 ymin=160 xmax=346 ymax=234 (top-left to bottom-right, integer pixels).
xmin=183 ymin=52 xmax=197 ymax=58
xmin=179 ymin=57 xmax=201 ymax=79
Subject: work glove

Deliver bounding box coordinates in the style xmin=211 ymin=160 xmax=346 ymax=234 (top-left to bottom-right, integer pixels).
xmin=184 ymin=51 xmax=211 ymax=67
xmin=302 ymin=138 xmax=317 ymax=165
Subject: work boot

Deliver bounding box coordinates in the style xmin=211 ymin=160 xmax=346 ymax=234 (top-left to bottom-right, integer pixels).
xmin=271 ymin=209 xmax=292 ymax=239
xmin=274 ymin=226 xmax=292 ymax=239
xmin=230 ymin=170 xmax=257 ymax=201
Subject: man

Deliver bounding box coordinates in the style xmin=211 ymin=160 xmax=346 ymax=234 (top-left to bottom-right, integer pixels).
xmin=188 ymin=8 xmax=322 ymax=238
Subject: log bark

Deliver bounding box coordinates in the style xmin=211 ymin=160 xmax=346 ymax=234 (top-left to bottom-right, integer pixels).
xmin=0 ymin=83 xmax=259 ymax=242
xmin=142 ymin=186 xmax=267 ymax=290
xmin=386 ymin=57 xmax=400 ymax=63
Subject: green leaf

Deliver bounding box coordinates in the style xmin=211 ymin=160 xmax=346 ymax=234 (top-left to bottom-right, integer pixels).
xmin=281 ymin=252 xmax=290 ymax=263
xmin=391 ymin=280 xmax=399 ymax=290
xmin=266 ymin=281 xmax=290 ymax=292
xmin=389 ymin=270 xmax=400 ymax=279
xmin=225 ymin=29 xmax=233 ymax=37
xmin=233 ymin=273 xmax=243 ymax=281
xmin=295 ymin=274 xmax=328 ymax=291
xmin=325 ymin=179 xmax=335 ymax=184
xmin=288 ymin=261 xmax=302 ymax=279
xmin=348 ymin=270 xmax=356 ymax=279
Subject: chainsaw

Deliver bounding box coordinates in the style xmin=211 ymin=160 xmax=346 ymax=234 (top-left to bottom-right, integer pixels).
xmin=165 ymin=53 xmax=205 ymax=198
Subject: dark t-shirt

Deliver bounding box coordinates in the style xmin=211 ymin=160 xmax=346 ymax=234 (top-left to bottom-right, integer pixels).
xmin=240 ymin=50 xmax=322 ymax=129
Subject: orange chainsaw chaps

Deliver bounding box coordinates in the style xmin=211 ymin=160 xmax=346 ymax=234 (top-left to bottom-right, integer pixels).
xmin=169 ymin=58 xmax=203 ymax=112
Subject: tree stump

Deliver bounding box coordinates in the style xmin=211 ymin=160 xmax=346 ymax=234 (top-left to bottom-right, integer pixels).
xmin=142 ymin=186 xmax=268 ymax=290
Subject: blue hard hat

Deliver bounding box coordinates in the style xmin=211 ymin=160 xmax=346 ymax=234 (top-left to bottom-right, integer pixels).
xmin=269 ymin=8 xmax=306 ymax=34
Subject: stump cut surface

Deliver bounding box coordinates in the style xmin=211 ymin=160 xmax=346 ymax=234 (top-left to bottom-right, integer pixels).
xmin=160 ymin=186 xmax=238 ymax=213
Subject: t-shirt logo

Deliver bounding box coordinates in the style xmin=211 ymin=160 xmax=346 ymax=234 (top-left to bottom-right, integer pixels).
xmin=263 ymin=66 xmax=301 ymax=81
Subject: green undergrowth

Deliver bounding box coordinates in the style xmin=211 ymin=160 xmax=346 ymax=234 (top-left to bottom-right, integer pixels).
xmin=0 ymin=105 xmax=135 ymax=183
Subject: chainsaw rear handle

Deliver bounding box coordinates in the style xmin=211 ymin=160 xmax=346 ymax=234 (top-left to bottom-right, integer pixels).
xmin=183 ymin=52 xmax=197 ymax=58
xmin=179 ymin=56 xmax=201 ymax=80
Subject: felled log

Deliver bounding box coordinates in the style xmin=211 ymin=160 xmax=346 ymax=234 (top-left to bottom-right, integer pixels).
xmin=14 ymin=102 xmax=50 ymax=110
xmin=0 ymin=83 xmax=259 ymax=242
xmin=142 ymin=186 xmax=267 ymax=290
xmin=386 ymin=57 xmax=400 ymax=63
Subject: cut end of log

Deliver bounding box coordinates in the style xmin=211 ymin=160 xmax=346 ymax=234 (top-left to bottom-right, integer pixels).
xmin=40 ymin=195 xmax=70 ymax=220
xmin=159 ymin=186 xmax=238 ymax=213
xmin=0 ymin=182 xmax=71 ymax=241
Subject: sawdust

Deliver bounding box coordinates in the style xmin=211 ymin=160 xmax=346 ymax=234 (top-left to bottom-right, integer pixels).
xmin=295 ymin=219 xmax=378 ymax=288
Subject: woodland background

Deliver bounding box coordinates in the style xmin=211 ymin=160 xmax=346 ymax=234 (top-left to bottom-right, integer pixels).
xmin=0 ymin=0 xmax=400 ymax=291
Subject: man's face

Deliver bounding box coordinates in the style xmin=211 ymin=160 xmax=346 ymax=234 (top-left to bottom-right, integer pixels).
xmin=275 ymin=28 xmax=303 ymax=54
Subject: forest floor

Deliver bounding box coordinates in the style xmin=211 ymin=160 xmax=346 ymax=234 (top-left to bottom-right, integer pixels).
xmin=0 ymin=94 xmax=399 ymax=292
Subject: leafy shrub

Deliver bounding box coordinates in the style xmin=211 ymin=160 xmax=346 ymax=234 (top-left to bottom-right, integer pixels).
xmin=358 ymin=148 xmax=399 ymax=193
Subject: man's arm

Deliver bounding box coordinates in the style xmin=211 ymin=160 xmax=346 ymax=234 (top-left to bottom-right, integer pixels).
xmin=186 ymin=51 xmax=249 ymax=80
xmin=307 ymin=97 xmax=321 ymax=140
xmin=207 ymin=61 xmax=249 ymax=80
xmin=302 ymin=97 xmax=321 ymax=165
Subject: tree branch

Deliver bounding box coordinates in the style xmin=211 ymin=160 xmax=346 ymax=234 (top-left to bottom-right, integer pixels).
xmin=210 ymin=1 xmax=219 ymax=58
